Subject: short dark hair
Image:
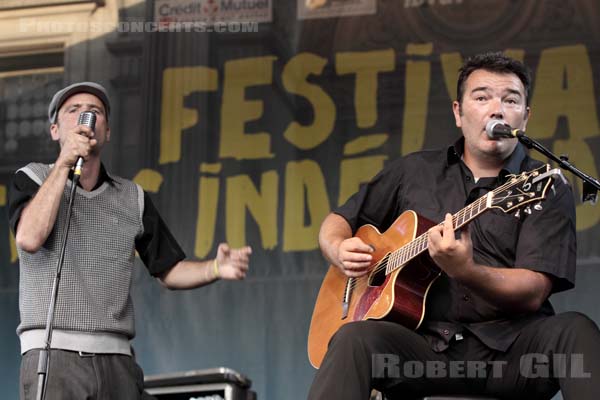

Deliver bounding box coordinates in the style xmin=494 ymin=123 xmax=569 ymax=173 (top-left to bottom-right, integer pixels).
xmin=456 ymin=52 xmax=532 ymax=106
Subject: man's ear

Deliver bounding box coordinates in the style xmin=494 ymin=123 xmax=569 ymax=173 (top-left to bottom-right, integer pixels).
xmin=521 ymin=107 xmax=531 ymax=132
xmin=106 ymin=127 xmax=111 ymax=142
xmin=50 ymin=123 xmax=59 ymax=141
xmin=452 ymin=100 xmax=462 ymax=128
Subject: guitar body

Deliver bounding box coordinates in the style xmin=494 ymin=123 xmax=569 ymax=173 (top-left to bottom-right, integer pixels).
xmin=307 ymin=210 xmax=442 ymax=368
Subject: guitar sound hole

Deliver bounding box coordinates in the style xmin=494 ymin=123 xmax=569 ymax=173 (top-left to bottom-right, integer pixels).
xmin=369 ymin=265 xmax=386 ymax=287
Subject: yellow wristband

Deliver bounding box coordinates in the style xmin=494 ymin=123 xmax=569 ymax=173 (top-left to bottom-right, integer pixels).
xmin=213 ymin=258 xmax=220 ymax=279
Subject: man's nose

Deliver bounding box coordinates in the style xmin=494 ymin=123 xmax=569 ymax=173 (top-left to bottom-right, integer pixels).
xmin=490 ymin=98 xmax=504 ymax=119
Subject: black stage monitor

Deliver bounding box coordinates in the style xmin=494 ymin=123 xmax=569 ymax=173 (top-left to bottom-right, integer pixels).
xmin=144 ymin=367 xmax=256 ymax=400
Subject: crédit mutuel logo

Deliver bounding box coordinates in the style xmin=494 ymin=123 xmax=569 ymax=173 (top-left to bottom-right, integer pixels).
xmin=19 ymin=0 xmax=269 ymax=34
xmin=155 ymin=0 xmax=271 ymax=24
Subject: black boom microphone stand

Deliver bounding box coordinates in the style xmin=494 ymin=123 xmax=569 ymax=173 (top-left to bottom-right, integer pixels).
xmin=516 ymin=134 xmax=600 ymax=204
xmin=36 ymin=111 xmax=96 ymax=400
xmin=486 ymin=120 xmax=600 ymax=203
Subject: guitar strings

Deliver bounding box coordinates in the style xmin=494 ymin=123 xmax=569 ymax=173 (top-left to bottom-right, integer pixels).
xmin=346 ymin=173 xmax=530 ymax=293
xmin=348 ymin=196 xmax=482 ymax=293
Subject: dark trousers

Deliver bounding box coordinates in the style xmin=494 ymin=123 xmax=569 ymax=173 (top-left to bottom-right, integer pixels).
xmin=308 ymin=312 xmax=600 ymax=400
xmin=20 ymin=349 xmax=150 ymax=400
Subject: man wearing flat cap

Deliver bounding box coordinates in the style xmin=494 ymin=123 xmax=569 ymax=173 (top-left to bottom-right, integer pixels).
xmin=8 ymin=82 xmax=252 ymax=399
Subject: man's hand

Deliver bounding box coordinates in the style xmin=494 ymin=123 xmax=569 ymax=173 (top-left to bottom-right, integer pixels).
xmin=427 ymin=213 xmax=475 ymax=279
xmin=215 ymin=243 xmax=252 ymax=280
xmin=336 ymin=237 xmax=373 ymax=278
xmin=56 ymin=125 xmax=97 ymax=169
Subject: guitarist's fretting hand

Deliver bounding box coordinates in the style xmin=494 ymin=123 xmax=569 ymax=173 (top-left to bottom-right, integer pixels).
xmin=335 ymin=237 xmax=374 ymax=278
xmin=428 ymin=213 xmax=476 ymax=280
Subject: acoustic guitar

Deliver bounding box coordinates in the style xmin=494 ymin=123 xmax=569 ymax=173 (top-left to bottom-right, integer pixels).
xmin=308 ymin=164 xmax=562 ymax=368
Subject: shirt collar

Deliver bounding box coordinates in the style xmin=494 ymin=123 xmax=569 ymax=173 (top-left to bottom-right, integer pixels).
xmin=68 ymin=163 xmax=115 ymax=189
xmin=98 ymin=163 xmax=115 ymax=186
xmin=446 ymin=138 xmax=464 ymax=166
xmin=500 ymin=141 xmax=527 ymax=176
xmin=446 ymin=137 xmax=527 ymax=178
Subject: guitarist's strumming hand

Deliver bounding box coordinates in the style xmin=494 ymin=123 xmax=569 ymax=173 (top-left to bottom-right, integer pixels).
xmin=428 ymin=213 xmax=477 ymax=280
xmin=335 ymin=237 xmax=374 ymax=278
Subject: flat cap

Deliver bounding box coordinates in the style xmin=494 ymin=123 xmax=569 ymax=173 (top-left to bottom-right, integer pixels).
xmin=48 ymin=82 xmax=110 ymax=123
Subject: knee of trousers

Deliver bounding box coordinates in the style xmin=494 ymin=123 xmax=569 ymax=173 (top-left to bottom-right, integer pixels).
xmin=543 ymin=312 xmax=600 ymax=349
xmin=557 ymin=311 xmax=598 ymax=333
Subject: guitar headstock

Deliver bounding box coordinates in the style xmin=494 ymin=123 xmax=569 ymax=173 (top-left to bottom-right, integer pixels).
xmin=490 ymin=165 xmax=563 ymax=215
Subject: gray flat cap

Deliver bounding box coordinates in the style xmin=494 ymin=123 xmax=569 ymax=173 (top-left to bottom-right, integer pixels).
xmin=48 ymin=82 xmax=110 ymax=123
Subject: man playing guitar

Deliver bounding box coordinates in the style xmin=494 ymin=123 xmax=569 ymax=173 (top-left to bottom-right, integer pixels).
xmin=308 ymin=52 xmax=600 ymax=400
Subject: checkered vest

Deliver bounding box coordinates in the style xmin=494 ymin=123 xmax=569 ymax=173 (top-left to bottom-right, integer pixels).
xmin=16 ymin=163 xmax=144 ymax=339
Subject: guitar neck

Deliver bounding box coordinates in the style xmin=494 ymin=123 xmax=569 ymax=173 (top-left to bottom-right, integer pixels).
xmin=385 ymin=192 xmax=492 ymax=275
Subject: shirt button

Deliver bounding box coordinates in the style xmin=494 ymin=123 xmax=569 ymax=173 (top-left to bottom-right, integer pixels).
xmin=442 ymin=329 xmax=450 ymax=335
xmin=466 ymin=176 xmax=471 ymax=181
xmin=463 ymin=295 xmax=470 ymax=302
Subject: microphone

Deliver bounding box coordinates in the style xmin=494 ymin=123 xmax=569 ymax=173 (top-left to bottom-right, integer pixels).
xmin=75 ymin=111 xmax=96 ymax=176
xmin=485 ymin=120 xmax=524 ymax=140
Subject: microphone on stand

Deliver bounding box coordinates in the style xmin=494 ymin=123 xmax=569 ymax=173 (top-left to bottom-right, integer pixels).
xmin=485 ymin=120 xmax=525 ymax=140
xmin=75 ymin=111 xmax=96 ymax=176
xmin=36 ymin=109 xmax=97 ymax=400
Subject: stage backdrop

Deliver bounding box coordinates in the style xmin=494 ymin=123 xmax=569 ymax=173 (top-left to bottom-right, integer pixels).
xmin=1 ymin=1 xmax=600 ymax=399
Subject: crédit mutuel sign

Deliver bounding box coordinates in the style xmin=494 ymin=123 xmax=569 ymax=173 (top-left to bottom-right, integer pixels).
xmin=154 ymin=0 xmax=272 ymax=24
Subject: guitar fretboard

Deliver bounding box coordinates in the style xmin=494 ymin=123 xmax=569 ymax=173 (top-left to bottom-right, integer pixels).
xmin=384 ymin=193 xmax=491 ymax=275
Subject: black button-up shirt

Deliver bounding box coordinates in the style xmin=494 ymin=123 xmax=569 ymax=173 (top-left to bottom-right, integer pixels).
xmin=335 ymin=138 xmax=576 ymax=352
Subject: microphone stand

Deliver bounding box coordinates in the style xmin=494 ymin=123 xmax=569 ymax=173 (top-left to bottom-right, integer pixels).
xmin=516 ymin=132 xmax=600 ymax=203
xmin=35 ymin=158 xmax=84 ymax=400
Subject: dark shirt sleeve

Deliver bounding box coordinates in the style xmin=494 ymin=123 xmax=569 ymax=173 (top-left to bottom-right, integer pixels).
xmin=7 ymin=170 xmax=40 ymax=235
xmin=514 ymin=176 xmax=576 ymax=293
xmin=135 ymin=192 xmax=186 ymax=277
xmin=335 ymin=158 xmax=404 ymax=233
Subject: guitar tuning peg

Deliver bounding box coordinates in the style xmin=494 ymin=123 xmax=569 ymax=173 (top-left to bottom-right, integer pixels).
xmin=514 ymin=209 xmax=521 ymax=218
xmin=524 ymin=206 xmax=532 ymax=215
xmin=534 ymin=202 xmax=543 ymax=211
